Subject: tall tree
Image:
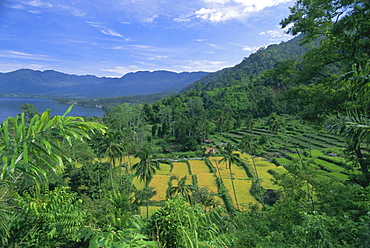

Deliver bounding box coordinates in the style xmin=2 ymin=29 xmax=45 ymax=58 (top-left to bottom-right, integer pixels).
xmin=326 ymin=113 xmax=370 ymax=185
xmin=266 ymin=113 xmax=284 ymax=134
xmin=95 ymin=130 xmax=125 ymax=191
xmin=166 ymin=175 xmax=194 ymax=204
xmin=239 ymin=135 xmax=264 ymax=206
xmin=218 ymin=144 xmax=242 ymax=211
xmin=281 ymin=0 xmax=370 ymax=67
xmin=132 ymin=145 xmax=160 ymax=218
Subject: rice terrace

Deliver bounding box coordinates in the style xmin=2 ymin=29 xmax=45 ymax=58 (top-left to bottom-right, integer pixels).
xmin=124 ymin=115 xmax=358 ymax=217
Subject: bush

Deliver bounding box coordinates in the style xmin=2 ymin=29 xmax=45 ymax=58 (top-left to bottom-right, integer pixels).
xmin=145 ymin=197 xmax=221 ymax=247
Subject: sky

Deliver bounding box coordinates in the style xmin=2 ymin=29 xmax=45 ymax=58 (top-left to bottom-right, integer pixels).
xmin=0 ymin=0 xmax=295 ymax=78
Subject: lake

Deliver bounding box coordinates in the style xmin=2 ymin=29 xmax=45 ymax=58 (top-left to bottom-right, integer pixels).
xmin=0 ymin=97 xmax=104 ymax=122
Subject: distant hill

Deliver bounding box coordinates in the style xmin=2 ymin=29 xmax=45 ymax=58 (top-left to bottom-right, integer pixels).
xmin=181 ymin=35 xmax=308 ymax=92
xmin=0 ymin=69 xmax=209 ymax=98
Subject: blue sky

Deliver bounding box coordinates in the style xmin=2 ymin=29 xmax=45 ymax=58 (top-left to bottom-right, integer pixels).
xmin=0 ymin=0 xmax=294 ymax=77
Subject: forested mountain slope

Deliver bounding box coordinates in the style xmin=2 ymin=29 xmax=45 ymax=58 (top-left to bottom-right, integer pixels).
xmin=182 ymin=35 xmax=308 ymax=92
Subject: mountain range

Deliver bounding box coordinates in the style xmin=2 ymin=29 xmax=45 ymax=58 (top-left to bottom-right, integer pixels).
xmin=0 ymin=69 xmax=209 ymax=98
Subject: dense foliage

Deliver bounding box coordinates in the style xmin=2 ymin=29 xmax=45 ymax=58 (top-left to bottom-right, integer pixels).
xmin=1 ymin=0 xmax=370 ymax=246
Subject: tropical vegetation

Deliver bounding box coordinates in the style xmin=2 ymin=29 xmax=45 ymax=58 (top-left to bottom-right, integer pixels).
xmin=1 ymin=0 xmax=370 ymax=246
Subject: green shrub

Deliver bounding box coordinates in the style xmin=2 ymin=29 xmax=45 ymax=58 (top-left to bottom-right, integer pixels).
xmin=145 ymin=197 xmax=221 ymax=247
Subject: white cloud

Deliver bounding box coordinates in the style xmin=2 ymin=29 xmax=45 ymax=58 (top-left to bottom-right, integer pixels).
xmin=148 ymin=55 xmax=168 ymax=60
xmin=173 ymin=15 xmax=192 ymax=23
xmin=242 ymin=46 xmax=262 ymax=52
xmin=195 ymin=0 xmax=293 ymax=22
xmin=207 ymin=43 xmax=223 ymax=49
xmin=57 ymin=4 xmax=86 ymax=17
xmin=87 ymin=21 xmax=124 ymax=38
xmin=4 ymin=4 xmax=25 ymax=10
xmin=259 ymin=25 xmax=292 ymax=41
xmin=203 ymin=0 xmax=230 ymax=3
xmin=179 ymin=60 xmax=225 ymax=71
xmin=0 ymin=62 xmax=48 ymax=72
xmin=101 ymin=29 xmax=123 ymax=38
xmin=0 ymin=50 xmax=52 ymax=61
xmin=143 ymin=15 xmax=158 ymax=23
xmin=25 ymin=0 xmax=53 ymax=8
xmin=98 ymin=66 xmax=140 ymax=77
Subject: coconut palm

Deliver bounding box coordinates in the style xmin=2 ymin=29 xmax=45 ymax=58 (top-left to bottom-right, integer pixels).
xmin=266 ymin=113 xmax=284 ymax=134
xmin=326 ymin=112 xmax=370 ymax=180
xmin=166 ymin=175 xmax=194 ymax=204
xmin=96 ymin=130 xmax=125 ymax=191
xmin=132 ymin=145 xmax=160 ymax=218
xmin=218 ymin=143 xmax=242 ymax=211
xmin=239 ymin=135 xmax=264 ymax=206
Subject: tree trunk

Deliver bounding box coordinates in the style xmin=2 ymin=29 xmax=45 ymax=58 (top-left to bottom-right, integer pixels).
xmin=229 ymin=164 xmax=240 ymax=211
xmin=355 ymin=147 xmax=369 ymax=175
xmin=252 ymin=157 xmax=264 ymax=207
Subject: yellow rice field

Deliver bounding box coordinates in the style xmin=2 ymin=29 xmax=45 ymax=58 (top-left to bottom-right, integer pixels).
xmin=157 ymin=163 xmax=172 ymax=175
xmin=272 ymin=166 xmax=288 ymax=174
xmin=170 ymin=175 xmax=193 ymax=187
xmin=240 ymin=154 xmax=286 ymax=190
xmin=254 ymin=158 xmax=284 ymax=190
xmin=209 ymin=157 xmax=248 ymax=180
xmin=132 ymin=177 xmax=145 ymax=190
xmin=129 ymin=154 xmax=283 ymax=211
xmin=189 ymin=160 xmax=211 ymax=174
xmin=223 ymin=178 xmax=261 ymax=210
xmin=169 ymin=162 xmax=190 ymax=178
xmin=196 ymin=173 xmax=218 ymax=193
xmin=149 ymin=175 xmax=171 ymax=201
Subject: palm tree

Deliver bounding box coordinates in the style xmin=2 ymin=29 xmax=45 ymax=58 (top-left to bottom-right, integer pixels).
xmin=218 ymin=143 xmax=242 ymax=211
xmin=326 ymin=112 xmax=370 ymax=184
xmin=132 ymin=145 xmax=160 ymax=218
xmin=166 ymin=175 xmax=194 ymax=204
xmin=245 ymin=115 xmax=256 ymax=131
xmin=96 ymin=130 xmax=125 ymax=191
xmin=239 ymin=135 xmax=264 ymax=207
xmin=266 ymin=113 xmax=284 ymax=134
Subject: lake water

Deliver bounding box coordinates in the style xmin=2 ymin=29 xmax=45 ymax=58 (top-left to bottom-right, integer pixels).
xmin=0 ymin=97 xmax=104 ymax=122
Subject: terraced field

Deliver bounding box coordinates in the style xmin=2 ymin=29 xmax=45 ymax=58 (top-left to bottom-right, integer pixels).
xmin=127 ymin=154 xmax=284 ymax=216
xmin=127 ymin=120 xmax=362 ymax=217
xmin=224 ymin=121 xmax=361 ymax=183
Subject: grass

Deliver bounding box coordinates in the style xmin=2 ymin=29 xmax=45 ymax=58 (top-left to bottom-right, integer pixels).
xmin=275 ymin=157 xmax=294 ymax=166
xmin=313 ymin=158 xmax=345 ymax=173
xmin=328 ymin=172 xmax=349 ymax=181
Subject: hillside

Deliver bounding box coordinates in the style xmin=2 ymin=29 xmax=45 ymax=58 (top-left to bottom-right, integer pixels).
xmin=182 ymin=35 xmax=308 ymax=92
xmin=0 ymin=69 xmax=208 ymax=98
